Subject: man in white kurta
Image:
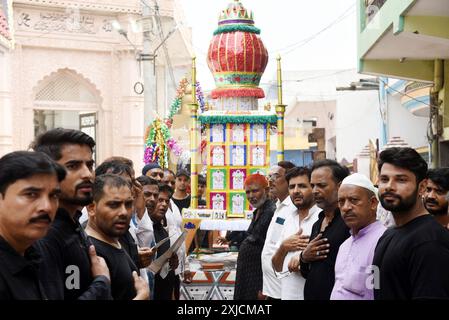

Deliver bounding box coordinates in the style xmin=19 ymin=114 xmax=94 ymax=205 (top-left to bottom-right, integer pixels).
xmin=261 ymin=163 xmax=297 ymax=299
xmin=271 ymin=166 xmax=319 ymax=300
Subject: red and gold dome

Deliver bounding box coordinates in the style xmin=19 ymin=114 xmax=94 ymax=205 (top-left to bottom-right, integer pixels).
xmin=207 ymin=0 xmax=269 ymax=100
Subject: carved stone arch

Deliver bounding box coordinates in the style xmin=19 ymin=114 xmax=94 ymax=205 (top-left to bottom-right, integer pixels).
xmin=32 ymin=68 xmax=103 ymax=107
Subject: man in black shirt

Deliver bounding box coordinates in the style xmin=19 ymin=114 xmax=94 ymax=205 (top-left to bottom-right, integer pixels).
xmin=85 ymin=174 xmax=149 ymax=300
xmin=151 ymin=184 xmax=179 ymax=300
xmin=423 ymin=168 xmax=449 ymax=228
xmin=374 ymin=147 xmax=449 ymax=299
xmin=234 ymin=174 xmax=275 ymax=300
xmin=31 ymin=128 xmax=111 ymax=300
xmin=300 ymin=160 xmax=350 ymax=300
xmin=172 ymin=170 xmax=191 ymax=213
xmin=0 ymin=151 xmax=65 ymax=299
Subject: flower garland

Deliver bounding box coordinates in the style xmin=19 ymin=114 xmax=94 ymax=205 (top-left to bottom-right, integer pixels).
xmin=144 ymin=77 xmax=206 ymax=166
xmin=196 ymin=81 xmax=206 ymax=114
xmin=167 ymin=77 xmax=189 ymax=120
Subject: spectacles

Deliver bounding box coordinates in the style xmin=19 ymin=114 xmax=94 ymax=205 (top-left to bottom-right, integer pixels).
xmin=268 ymin=173 xmax=283 ymax=181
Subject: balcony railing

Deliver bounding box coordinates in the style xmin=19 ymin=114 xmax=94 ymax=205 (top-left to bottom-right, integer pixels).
xmin=365 ymin=0 xmax=387 ymax=24
xmin=404 ymin=81 xmax=432 ymax=94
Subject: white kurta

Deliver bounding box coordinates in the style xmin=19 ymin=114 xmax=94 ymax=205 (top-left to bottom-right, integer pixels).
xmin=275 ymin=205 xmax=321 ymax=300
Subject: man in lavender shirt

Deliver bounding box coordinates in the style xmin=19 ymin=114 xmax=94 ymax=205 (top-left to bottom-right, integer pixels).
xmin=331 ymin=173 xmax=386 ymax=300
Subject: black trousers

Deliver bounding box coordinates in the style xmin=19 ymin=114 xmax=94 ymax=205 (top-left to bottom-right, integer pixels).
xmin=154 ymin=270 xmax=176 ymax=300
xmin=174 ymin=274 xmax=180 ymax=300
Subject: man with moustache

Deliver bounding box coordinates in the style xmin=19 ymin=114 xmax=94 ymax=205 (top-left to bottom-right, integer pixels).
xmin=374 ymin=148 xmax=449 ymax=299
xmin=162 ymin=170 xmax=192 ymax=299
xmin=85 ymin=174 xmax=149 ymax=300
xmin=234 ymin=174 xmax=276 ymax=300
xmin=331 ymin=173 xmax=386 ymax=300
xmin=150 ymin=184 xmax=179 ymax=300
xmin=93 ymin=162 xmax=154 ymax=267
xmin=300 ymin=160 xmax=350 ymax=300
xmin=0 ymin=151 xmax=65 ymax=299
xmin=31 ymin=128 xmax=111 ymax=300
xmin=142 ymin=163 xmax=164 ymax=182
xmin=162 ymin=169 xmax=176 ymax=190
xmin=261 ymin=161 xmax=296 ymax=300
xmin=136 ymin=175 xmax=159 ymax=297
xmin=271 ymin=166 xmax=320 ymax=300
xmin=423 ymin=168 xmax=449 ymax=228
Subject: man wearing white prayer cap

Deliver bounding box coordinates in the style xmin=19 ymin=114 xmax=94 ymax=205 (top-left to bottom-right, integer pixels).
xmin=330 ymin=173 xmax=387 ymax=300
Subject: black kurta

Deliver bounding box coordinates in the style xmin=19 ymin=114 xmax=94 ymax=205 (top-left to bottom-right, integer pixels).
xmin=300 ymin=208 xmax=350 ymax=300
xmin=234 ymin=199 xmax=275 ymax=300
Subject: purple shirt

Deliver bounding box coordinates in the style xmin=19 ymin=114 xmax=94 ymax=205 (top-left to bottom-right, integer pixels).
xmin=330 ymin=221 xmax=386 ymax=300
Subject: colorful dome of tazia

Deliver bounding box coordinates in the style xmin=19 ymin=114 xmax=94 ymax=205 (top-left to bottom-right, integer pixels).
xmin=207 ymin=0 xmax=269 ymax=100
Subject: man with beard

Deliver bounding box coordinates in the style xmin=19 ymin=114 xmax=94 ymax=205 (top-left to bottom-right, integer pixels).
xmin=85 ymin=174 xmax=149 ymax=300
xmin=92 ymin=162 xmax=154 ymax=269
xmin=331 ymin=173 xmax=386 ymax=300
xmin=0 ymin=151 xmax=65 ymax=299
xmin=424 ymin=168 xmax=449 ymax=228
xmin=300 ymin=159 xmax=350 ymax=300
xmin=234 ymin=174 xmax=276 ymax=300
xmin=373 ymin=148 xmax=449 ymax=299
xmin=136 ymin=175 xmax=159 ymax=298
xmin=31 ymin=128 xmax=111 ymax=300
xmin=271 ymin=166 xmax=320 ymax=300
xmin=261 ymin=161 xmax=296 ymax=300
xmin=150 ymin=184 xmax=179 ymax=300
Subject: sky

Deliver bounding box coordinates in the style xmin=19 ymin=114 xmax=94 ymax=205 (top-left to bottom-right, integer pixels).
xmin=177 ymin=0 xmax=358 ymax=91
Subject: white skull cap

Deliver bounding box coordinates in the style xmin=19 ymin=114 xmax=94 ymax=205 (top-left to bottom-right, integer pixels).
xmin=341 ymin=173 xmax=379 ymax=200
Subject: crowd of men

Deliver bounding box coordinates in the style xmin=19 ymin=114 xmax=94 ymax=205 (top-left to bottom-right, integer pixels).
xmin=0 ymin=127 xmax=449 ymax=300
xmin=233 ymin=149 xmax=449 ymax=300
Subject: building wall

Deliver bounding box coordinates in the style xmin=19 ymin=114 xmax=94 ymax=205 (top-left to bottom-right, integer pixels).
xmin=1 ymin=0 xmax=192 ymax=175
xmin=285 ymin=100 xmax=337 ymax=159
xmin=386 ymin=94 xmax=429 ymax=149
xmin=336 ymin=90 xmax=381 ymax=163
xmin=0 ymin=47 xmax=13 ymax=155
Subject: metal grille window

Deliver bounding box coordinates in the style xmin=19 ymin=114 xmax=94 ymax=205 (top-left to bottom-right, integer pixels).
xmin=35 ymin=70 xmax=99 ymax=103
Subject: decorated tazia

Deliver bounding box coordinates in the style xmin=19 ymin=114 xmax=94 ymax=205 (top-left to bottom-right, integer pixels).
xmin=207 ymin=0 xmax=269 ymax=101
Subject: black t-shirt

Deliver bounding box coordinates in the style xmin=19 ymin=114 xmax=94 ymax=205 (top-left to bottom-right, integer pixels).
xmin=119 ymin=231 xmax=141 ymax=269
xmin=198 ymin=198 xmax=207 ymax=208
xmin=300 ymin=208 xmax=350 ymax=300
xmin=172 ymin=195 xmax=191 ymax=213
xmin=35 ymin=208 xmax=111 ymax=300
xmin=89 ymin=237 xmax=138 ymax=300
xmin=0 ymin=236 xmax=46 ymax=300
xmin=373 ymin=214 xmax=449 ymax=300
